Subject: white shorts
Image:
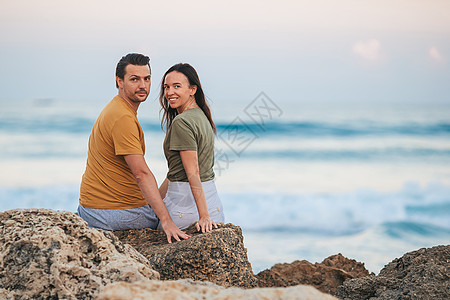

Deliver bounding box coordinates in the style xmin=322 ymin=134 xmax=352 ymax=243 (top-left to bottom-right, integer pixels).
xmin=158 ymin=180 xmax=225 ymax=230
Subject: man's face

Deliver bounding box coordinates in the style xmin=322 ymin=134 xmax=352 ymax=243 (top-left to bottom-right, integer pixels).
xmin=117 ymin=64 xmax=151 ymax=104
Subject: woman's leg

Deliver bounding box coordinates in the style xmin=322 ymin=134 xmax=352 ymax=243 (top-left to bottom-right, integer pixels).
xmin=203 ymin=180 xmax=225 ymax=223
xmin=159 ymin=180 xmax=224 ymax=231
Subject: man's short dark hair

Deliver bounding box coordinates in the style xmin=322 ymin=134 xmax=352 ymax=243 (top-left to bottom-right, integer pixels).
xmin=115 ymin=53 xmax=151 ymax=88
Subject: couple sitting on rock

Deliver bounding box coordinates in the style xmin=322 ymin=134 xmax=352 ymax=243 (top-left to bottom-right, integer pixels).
xmin=78 ymin=53 xmax=224 ymax=243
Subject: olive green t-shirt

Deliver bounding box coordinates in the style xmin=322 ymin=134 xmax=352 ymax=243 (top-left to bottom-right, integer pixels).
xmin=163 ymin=108 xmax=215 ymax=182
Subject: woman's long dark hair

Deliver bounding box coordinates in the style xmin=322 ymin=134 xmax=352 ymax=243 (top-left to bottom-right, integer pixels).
xmin=159 ymin=63 xmax=216 ymax=134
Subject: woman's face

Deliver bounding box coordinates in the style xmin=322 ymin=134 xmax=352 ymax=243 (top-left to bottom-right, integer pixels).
xmin=163 ymin=71 xmax=197 ymax=113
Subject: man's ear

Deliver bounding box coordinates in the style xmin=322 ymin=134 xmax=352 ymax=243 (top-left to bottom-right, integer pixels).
xmin=116 ymin=76 xmax=123 ymax=89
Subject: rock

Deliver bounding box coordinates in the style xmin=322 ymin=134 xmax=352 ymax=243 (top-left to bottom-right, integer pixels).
xmin=336 ymin=245 xmax=450 ymax=300
xmin=113 ymin=223 xmax=258 ymax=288
xmin=0 ymin=209 xmax=159 ymax=300
xmin=256 ymin=254 xmax=371 ymax=295
xmin=322 ymin=253 xmax=372 ymax=278
xmin=0 ymin=289 xmax=13 ymax=300
xmin=97 ymin=279 xmax=339 ymax=300
xmin=8 ymin=208 xmax=445 ymax=300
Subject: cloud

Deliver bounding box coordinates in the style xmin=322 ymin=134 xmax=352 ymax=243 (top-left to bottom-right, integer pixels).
xmin=352 ymin=39 xmax=382 ymax=61
xmin=429 ymin=46 xmax=447 ymax=63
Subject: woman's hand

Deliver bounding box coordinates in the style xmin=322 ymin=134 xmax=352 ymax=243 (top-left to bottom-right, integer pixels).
xmin=196 ymin=216 xmax=218 ymax=233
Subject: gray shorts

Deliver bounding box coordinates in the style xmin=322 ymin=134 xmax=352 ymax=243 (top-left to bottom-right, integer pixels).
xmin=77 ymin=204 xmax=159 ymax=231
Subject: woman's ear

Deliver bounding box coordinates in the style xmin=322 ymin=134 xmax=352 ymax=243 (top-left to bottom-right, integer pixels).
xmin=190 ymin=85 xmax=197 ymax=96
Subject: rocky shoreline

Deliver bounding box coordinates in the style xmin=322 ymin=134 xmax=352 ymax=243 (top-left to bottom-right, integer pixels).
xmin=1 ymin=209 xmax=448 ymax=299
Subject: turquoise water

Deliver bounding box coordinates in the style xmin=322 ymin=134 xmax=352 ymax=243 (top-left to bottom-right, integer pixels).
xmin=1 ymin=99 xmax=449 ymax=273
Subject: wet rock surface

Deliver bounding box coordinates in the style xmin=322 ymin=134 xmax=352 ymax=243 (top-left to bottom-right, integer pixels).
xmin=336 ymin=245 xmax=450 ymax=300
xmin=256 ymin=253 xmax=371 ymax=294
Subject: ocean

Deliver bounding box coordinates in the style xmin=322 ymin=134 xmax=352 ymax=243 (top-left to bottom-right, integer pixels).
xmin=1 ymin=95 xmax=449 ymax=275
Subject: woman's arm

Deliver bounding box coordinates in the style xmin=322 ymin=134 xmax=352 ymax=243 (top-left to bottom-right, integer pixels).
xmin=180 ymin=150 xmax=217 ymax=233
xmin=159 ymin=177 xmax=169 ymax=199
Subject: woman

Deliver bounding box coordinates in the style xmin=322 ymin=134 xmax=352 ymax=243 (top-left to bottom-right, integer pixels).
xmin=158 ymin=63 xmax=225 ymax=233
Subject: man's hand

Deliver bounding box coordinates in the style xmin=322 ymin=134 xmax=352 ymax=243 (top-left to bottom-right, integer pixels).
xmin=160 ymin=219 xmax=191 ymax=243
xmin=195 ymin=216 xmax=217 ymax=233
xmin=124 ymin=154 xmax=190 ymax=243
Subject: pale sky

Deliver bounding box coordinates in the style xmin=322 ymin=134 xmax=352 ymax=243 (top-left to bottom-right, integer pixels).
xmin=1 ymin=0 xmax=449 ymax=114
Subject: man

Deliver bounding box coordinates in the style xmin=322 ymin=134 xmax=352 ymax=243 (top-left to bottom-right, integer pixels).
xmin=78 ymin=53 xmax=189 ymax=243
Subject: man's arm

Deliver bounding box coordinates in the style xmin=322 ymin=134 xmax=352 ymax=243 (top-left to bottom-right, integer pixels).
xmin=124 ymin=154 xmax=190 ymax=243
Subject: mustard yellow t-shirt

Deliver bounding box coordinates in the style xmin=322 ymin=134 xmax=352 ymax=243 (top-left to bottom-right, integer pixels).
xmin=79 ymin=96 xmax=147 ymax=209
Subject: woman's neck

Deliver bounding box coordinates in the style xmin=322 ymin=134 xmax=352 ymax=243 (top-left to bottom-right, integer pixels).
xmin=177 ymin=100 xmax=198 ymax=114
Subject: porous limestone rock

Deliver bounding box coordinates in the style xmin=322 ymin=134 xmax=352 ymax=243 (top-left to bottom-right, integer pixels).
xmin=336 ymin=245 xmax=450 ymax=300
xmin=0 ymin=209 xmax=159 ymax=300
xmin=97 ymin=279 xmax=339 ymax=300
xmin=256 ymin=254 xmax=371 ymax=294
xmin=113 ymin=223 xmax=258 ymax=288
